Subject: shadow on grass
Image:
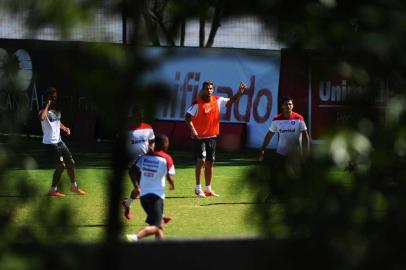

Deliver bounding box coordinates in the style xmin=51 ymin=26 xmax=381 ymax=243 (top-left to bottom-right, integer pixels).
xmin=166 ymin=195 xmax=198 ymax=199
xmin=0 ymin=194 xmax=30 ymax=198
xmin=1 ymin=135 xmax=258 ymax=170
xmin=1 ymin=136 xmax=112 ymax=169
xmin=67 ymin=224 xmax=108 ymax=228
xmin=200 ymin=201 xmax=263 ymax=206
xmin=171 ymin=151 xmax=258 ymax=169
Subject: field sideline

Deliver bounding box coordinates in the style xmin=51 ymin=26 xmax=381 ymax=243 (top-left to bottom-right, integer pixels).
xmin=0 ymin=136 xmax=263 ymax=242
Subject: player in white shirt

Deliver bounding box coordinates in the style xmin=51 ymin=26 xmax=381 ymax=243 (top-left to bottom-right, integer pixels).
xmin=39 ymin=87 xmax=86 ymax=197
xmin=258 ymin=96 xmax=311 ymax=202
xmin=126 ymin=134 xmax=175 ymax=241
xmin=122 ymin=106 xmax=155 ymax=219
xmin=259 ymin=96 xmax=311 ymax=159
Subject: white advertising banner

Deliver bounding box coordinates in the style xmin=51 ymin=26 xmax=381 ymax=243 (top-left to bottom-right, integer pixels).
xmin=145 ymin=47 xmax=280 ymax=148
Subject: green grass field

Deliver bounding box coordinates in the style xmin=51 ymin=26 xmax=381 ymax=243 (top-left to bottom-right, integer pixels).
xmin=0 ymin=136 xmax=263 ymax=242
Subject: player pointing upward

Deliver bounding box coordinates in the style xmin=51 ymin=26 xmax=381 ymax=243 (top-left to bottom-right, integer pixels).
xmin=185 ymin=80 xmax=247 ymax=198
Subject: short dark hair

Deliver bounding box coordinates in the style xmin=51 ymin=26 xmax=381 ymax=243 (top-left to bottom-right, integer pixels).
xmin=154 ymin=133 xmax=168 ymax=150
xmin=45 ymin=87 xmax=57 ymax=98
xmin=128 ymin=103 xmax=144 ymax=118
xmin=202 ymin=80 xmax=214 ymax=89
xmin=281 ymin=96 xmax=293 ymax=104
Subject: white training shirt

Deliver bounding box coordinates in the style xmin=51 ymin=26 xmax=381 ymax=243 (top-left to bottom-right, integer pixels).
xmin=185 ymin=96 xmax=230 ymax=118
xmin=269 ymin=112 xmax=307 ymax=156
xmin=39 ymin=110 xmax=62 ymax=144
xmin=136 ymin=150 xmax=175 ymax=199
xmin=127 ymin=122 xmax=155 ymax=162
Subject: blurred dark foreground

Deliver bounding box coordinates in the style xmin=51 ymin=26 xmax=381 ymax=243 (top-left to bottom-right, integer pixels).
xmin=11 ymin=236 xmax=403 ymax=270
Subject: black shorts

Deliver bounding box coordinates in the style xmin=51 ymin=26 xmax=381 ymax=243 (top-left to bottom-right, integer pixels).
xmin=263 ymin=151 xmax=287 ymax=169
xmin=45 ymin=141 xmax=73 ymax=165
xmin=193 ymin=137 xmax=217 ymax=161
xmin=140 ymin=193 xmax=164 ymax=227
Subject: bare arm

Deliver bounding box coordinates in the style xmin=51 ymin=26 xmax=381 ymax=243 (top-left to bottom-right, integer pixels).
xmin=226 ymin=82 xmax=247 ymax=106
xmin=302 ymin=130 xmax=311 ymax=155
xmin=185 ymin=113 xmax=198 ymax=139
xmin=259 ymin=131 xmax=274 ymax=161
xmin=60 ymin=122 xmax=71 ymax=135
xmin=166 ymin=174 xmax=175 ymax=191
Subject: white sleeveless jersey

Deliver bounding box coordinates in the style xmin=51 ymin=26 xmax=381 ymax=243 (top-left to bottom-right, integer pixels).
xmin=136 ymin=150 xmax=175 ymax=199
xmin=127 ymin=122 xmax=155 ymax=160
xmin=270 ymin=112 xmax=307 ymax=156
xmin=39 ymin=110 xmax=62 ymax=144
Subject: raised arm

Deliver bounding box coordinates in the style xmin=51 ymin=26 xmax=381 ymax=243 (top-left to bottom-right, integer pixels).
xmin=226 ymin=82 xmax=247 ymax=106
xmin=39 ymin=99 xmax=51 ymax=121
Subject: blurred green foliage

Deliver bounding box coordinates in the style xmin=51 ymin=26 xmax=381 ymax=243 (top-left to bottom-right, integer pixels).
xmin=244 ymin=1 xmax=406 ymax=269
xmin=1 ymin=0 xmax=406 ymax=269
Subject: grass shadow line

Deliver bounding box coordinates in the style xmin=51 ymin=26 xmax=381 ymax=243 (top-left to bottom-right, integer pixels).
xmin=200 ymin=201 xmax=263 ymax=206
xmin=166 ymin=196 xmax=197 ymax=199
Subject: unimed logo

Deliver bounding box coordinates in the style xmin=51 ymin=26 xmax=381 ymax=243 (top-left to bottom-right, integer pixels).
xmin=318 ymin=80 xmax=385 ymax=104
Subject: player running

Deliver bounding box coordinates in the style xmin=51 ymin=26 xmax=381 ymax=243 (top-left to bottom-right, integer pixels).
xmin=122 ymin=105 xmax=155 ymax=219
xmin=126 ymin=134 xmax=175 ymax=241
xmin=122 ymin=106 xmax=172 ymax=224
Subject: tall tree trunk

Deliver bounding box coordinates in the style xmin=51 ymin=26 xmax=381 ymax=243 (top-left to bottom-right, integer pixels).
xmin=206 ymin=2 xmax=223 ymax=47
xmin=122 ymin=0 xmax=127 ymax=44
xmin=143 ymin=11 xmax=160 ymax=46
xmin=180 ymin=18 xmax=186 ymax=46
xmin=199 ymin=10 xmax=206 ymax=47
xmin=150 ymin=10 xmax=176 ymax=46
xmin=103 ymin=1 xmax=146 ymax=269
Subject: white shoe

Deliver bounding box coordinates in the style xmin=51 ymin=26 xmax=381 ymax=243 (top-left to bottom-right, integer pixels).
xmin=126 ymin=234 xmax=138 ymax=242
xmin=195 ymin=189 xmax=206 ymax=198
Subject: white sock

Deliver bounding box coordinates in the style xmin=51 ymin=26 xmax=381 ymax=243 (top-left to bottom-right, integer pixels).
xmin=206 ymin=185 xmax=212 ymax=191
xmin=50 ymin=186 xmax=57 ymax=192
xmin=195 ymin=184 xmax=202 ymax=190
xmin=125 ymin=198 xmax=133 ymax=207
xmin=71 ymin=182 xmax=78 ymax=188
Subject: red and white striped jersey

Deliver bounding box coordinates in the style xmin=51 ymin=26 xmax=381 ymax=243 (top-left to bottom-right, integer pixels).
xmin=269 ymin=112 xmax=307 ymax=156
